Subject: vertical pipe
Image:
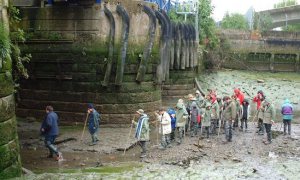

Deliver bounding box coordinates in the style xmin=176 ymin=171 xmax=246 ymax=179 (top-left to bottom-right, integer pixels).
xmin=174 ymin=23 xmax=181 ymax=70
xmin=115 ymin=4 xmax=130 ymax=86
xmin=155 ymin=10 xmax=168 ymax=84
xmin=136 ymin=5 xmax=156 ymax=82
xmin=102 ymin=5 xmax=115 ymax=87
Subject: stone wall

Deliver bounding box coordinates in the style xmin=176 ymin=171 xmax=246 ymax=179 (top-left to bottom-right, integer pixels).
xmin=220 ymin=30 xmax=300 ymax=72
xmin=16 ymin=1 xmax=162 ymax=125
xmin=0 ymin=0 xmax=22 ymax=178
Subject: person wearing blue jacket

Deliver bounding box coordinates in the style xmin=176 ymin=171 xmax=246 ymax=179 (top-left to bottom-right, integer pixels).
xmin=168 ymin=108 xmax=176 ymax=142
xmin=87 ymin=103 xmax=101 ymax=146
xmin=40 ymin=105 xmax=62 ymax=161
xmin=281 ymin=99 xmax=293 ymax=136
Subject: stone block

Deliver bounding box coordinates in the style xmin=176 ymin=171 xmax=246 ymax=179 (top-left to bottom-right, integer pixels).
xmin=0 ymin=94 xmax=15 ymax=122
xmin=0 ymin=140 xmax=20 ymax=170
xmin=0 ymin=117 xmax=17 ymax=146
xmin=0 ymin=158 xmax=22 ymax=179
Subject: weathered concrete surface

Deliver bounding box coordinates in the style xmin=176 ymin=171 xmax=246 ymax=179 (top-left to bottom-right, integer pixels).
xmin=258 ymin=5 xmax=300 ymax=28
xmin=220 ymin=30 xmax=300 ymax=72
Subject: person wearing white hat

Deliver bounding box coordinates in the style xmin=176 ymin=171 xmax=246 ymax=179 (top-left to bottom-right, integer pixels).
xmin=156 ymin=107 xmax=172 ymax=149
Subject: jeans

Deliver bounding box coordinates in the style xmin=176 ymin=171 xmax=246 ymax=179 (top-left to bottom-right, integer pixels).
xmin=283 ymin=119 xmax=291 ymax=135
xmin=44 ymin=135 xmax=58 ymax=156
xmin=264 ymin=123 xmax=272 ymax=142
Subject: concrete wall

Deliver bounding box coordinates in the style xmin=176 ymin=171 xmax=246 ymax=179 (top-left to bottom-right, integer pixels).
xmin=0 ymin=0 xmax=22 ymax=178
xmin=221 ymin=30 xmax=300 ymax=72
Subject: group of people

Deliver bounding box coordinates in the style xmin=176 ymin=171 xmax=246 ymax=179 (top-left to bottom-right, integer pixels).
xmin=40 ymin=89 xmax=294 ymax=160
xmin=132 ymin=88 xmax=294 ymax=158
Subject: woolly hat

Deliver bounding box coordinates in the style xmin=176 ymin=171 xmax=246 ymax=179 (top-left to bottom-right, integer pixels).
xmin=87 ymin=103 xmax=94 ymax=109
xmin=136 ymin=109 xmax=144 ymax=114
xmin=195 ymin=90 xmax=200 ymax=94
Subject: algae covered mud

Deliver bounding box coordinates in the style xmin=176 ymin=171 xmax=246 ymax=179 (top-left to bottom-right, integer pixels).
xmin=16 ymin=70 xmax=300 ymax=179
xmin=198 ymin=70 xmax=300 ymax=119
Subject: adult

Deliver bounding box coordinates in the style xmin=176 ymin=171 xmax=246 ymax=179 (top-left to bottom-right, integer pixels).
xmin=202 ymin=103 xmax=212 ymax=138
xmin=281 ymin=99 xmax=293 ymax=136
xmin=40 ymin=105 xmax=62 ymax=161
xmin=132 ymin=109 xmax=150 ymax=158
xmin=240 ymin=99 xmax=250 ymax=131
xmin=211 ymin=98 xmax=220 ymax=134
xmin=87 ymin=103 xmax=100 ymax=146
xmin=195 ymin=90 xmax=204 ymax=108
xmin=175 ymin=100 xmax=189 ymax=144
xmin=190 ymin=101 xmax=201 ymax=137
xmin=234 ymin=88 xmax=244 ymax=105
xmin=253 ymin=90 xmax=266 ymax=135
xmin=262 ymin=99 xmax=276 ymax=145
xmin=222 ymin=96 xmax=236 ymax=142
xmin=156 ymin=107 xmax=172 ymax=149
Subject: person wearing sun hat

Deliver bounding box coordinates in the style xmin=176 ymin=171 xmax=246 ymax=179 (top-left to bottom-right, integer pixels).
xmin=132 ymin=109 xmax=149 ymax=158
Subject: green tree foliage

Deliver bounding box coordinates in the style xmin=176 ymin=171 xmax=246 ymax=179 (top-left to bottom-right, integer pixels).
xmin=198 ymin=0 xmax=219 ymax=48
xmin=0 ymin=23 xmax=11 ymax=67
xmin=282 ymin=23 xmax=300 ymax=32
xmin=8 ymin=5 xmax=31 ymax=80
xmin=221 ymin=13 xmax=248 ymax=30
xmin=168 ymin=0 xmax=218 ymax=48
xmin=274 ymin=0 xmax=298 ymax=8
xmin=253 ymin=13 xmax=273 ymax=32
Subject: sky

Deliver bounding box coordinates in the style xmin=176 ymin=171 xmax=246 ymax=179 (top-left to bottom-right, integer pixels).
xmin=211 ymin=0 xmax=283 ymax=21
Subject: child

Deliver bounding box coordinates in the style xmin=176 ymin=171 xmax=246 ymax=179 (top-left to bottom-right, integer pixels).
xmin=168 ymin=108 xmax=176 ymax=142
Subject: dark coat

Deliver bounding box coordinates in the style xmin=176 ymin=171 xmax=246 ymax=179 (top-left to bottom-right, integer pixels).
xmin=40 ymin=111 xmax=59 ymax=136
xmin=88 ymin=109 xmax=100 ymax=134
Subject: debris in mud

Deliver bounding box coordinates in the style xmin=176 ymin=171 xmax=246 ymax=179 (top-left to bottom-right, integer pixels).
xmin=257 ymin=79 xmax=264 ymax=83
xmin=232 ymin=158 xmax=242 ymax=162
xmin=55 ymin=137 xmax=77 ymax=145
xmin=252 ymin=168 xmax=257 ymax=173
xmin=268 ymin=152 xmax=278 ymax=158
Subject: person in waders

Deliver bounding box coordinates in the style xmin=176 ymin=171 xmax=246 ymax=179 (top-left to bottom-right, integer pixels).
xmin=87 ymin=103 xmax=100 ymax=146
xmin=132 ymin=109 xmax=150 ymax=158
xmin=201 ymin=102 xmax=212 ymax=138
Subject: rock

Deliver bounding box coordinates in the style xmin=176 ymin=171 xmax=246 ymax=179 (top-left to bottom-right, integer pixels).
xmin=80 ymin=163 xmax=86 ymax=166
xmin=252 ymin=168 xmax=257 ymax=173
xmin=232 ymin=158 xmax=242 ymax=162
xmin=257 ymin=79 xmax=264 ymax=83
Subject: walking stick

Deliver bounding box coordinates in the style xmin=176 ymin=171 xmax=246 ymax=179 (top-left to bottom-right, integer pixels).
xmin=80 ymin=113 xmax=89 ymax=142
xmin=156 ymin=118 xmax=159 ymax=145
xmin=123 ymin=116 xmax=135 ymax=155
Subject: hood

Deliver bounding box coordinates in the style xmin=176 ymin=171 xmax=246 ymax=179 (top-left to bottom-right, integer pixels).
xmin=234 ymin=88 xmax=240 ymax=94
xmin=284 ymin=99 xmax=290 ymax=104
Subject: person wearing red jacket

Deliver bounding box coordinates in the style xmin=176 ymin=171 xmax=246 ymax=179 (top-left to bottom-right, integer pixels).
xmin=253 ymin=90 xmax=266 ymax=135
xmin=234 ymin=88 xmax=244 ymax=105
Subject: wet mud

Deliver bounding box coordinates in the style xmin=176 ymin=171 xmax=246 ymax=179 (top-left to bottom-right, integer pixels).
xmin=16 ymin=70 xmax=300 ymax=179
